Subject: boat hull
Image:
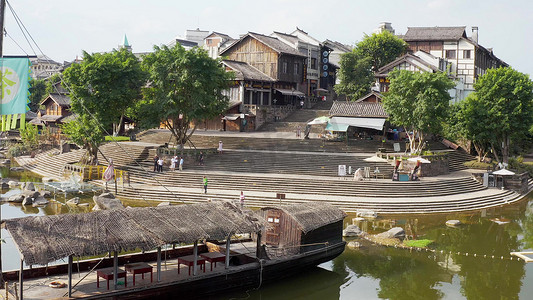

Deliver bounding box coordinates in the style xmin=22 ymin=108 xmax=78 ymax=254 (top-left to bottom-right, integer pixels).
xmin=86 ymin=241 xmax=346 ymax=299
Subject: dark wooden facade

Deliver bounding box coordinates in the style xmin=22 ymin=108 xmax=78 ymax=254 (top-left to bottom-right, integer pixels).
xmin=259 ymin=207 xmax=344 ymax=255
xmin=222 ymin=34 xmax=305 ymax=87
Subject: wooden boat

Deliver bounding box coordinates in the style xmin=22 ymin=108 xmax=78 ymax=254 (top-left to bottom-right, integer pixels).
xmin=3 ymin=201 xmax=346 ymax=299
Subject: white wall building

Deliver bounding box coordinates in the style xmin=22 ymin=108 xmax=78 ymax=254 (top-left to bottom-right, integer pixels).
xmin=402 ymin=26 xmax=507 ymax=99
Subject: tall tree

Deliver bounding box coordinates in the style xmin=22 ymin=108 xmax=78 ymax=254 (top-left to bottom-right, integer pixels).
xmin=63 ymin=48 xmax=145 ymax=136
xmin=335 ymin=31 xmax=408 ymax=100
xmin=334 ymin=52 xmax=373 ymax=101
xmin=356 ymin=30 xmax=409 ymax=72
xmin=28 ymin=78 xmax=46 ymax=112
xmin=467 ymin=67 xmax=533 ymax=164
xmin=139 ymin=44 xmax=233 ymax=147
xmin=382 ymin=70 xmax=455 ymax=153
xmin=445 ymin=96 xmax=494 ymax=162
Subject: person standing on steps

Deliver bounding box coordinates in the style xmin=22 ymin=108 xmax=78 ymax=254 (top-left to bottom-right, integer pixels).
xmin=179 ymin=156 xmax=184 ymax=171
xmin=218 ymin=141 xmax=223 ymax=154
xmin=240 ymin=191 xmax=245 ymax=208
xmin=296 ymin=125 xmax=301 ymax=138
xmin=153 ymin=155 xmax=159 ymax=172
xmin=203 ymin=176 xmax=208 ymax=194
xmin=157 ymin=156 xmax=164 ymax=172
xmin=170 ymin=155 xmax=177 ymax=171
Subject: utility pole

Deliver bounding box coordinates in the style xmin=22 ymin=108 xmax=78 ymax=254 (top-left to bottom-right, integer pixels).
xmin=0 ymin=0 xmax=6 ymax=289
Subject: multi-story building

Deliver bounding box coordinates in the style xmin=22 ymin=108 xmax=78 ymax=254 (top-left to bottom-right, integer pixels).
xmin=29 ymin=55 xmax=63 ymax=80
xmin=375 ymin=50 xmax=465 ymax=103
xmin=401 ymin=26 xmax=507 ymax=99
xmin=203 ymin=32 xmax=235 ymax=59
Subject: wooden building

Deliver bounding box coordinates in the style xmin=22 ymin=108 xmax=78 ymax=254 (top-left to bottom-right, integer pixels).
xmin=258 ymin=203 xmax=346 ymax=256
xmin=30 ymin=93 xmax=72 ymax=139
xmin=220 ymin=32 xmax=306 ymax=128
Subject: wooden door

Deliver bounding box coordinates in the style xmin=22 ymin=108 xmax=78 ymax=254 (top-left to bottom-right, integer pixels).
xmin=265 ymin=211 xmax=281 ymax=246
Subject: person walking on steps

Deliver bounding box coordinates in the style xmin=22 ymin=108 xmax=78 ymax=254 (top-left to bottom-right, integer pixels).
xmin=203 ymin=176 xmax=208 ymax=194
xmin=153 ymin=155 xmax=159 ymax=172
xmin=198 ymin=151 xmax=204 ymax=166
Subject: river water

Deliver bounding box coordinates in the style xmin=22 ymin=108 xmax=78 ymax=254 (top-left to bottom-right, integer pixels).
xmin=2 ymin=168 xmax=533 ymax=299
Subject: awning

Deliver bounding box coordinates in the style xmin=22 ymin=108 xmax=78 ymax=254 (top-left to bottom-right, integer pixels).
xmin=325 ymin=122 xmax=349 ymax=132
xmin=329 ymin=117 xmax=386 ymax=131
xmin=314 ymin=88 xmax=329 ymax=93
xmin=307 ymin=116 xmax=330 ymax=125
xmin=223 ymin=114 xmax=240 ymax=121
xmin=274 ymin=88 xmax=305 ymax=97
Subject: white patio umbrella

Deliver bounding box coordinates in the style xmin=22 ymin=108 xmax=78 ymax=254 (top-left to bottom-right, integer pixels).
xmin=493 ymin=168 xmax=515 ymax=175
xmin=407 ymin=157 xmax=431 ymax=163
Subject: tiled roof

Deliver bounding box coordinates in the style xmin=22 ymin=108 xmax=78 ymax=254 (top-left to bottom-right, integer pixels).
xmin=272 ymin=31 xmax=299 ymax=46
xmin=41 ymin=93 xmax=71 ymax=107
xmin=376 ymin=53 xmax=439 ymax=76
xmin=323 ymin=39 xmax=352 ymax=53
xmin=49 ymin=93 xmax=71 ymax=107
xmin=329 ymin=101 xmax=388 ymax=118
xmin=403 ymin=26 xmax=467 ymax=41
xmin=249 ymin=32 xmax=305 ymax=57
xmin=221 ymin=32 xmax=306 ymax=57
xmin=223 ymin=60 xmax=275 ymax=82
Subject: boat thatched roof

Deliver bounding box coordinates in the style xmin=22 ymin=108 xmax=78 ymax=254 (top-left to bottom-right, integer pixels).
xmin=262 ymin=203 xmax=346 ymax=233
xmin=4 ymin=201 xmax=264 ymax=266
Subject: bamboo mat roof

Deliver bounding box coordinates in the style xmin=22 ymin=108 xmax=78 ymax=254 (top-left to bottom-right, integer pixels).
xmin=4 ymin=201 xmax=264 ymax=266
xmin=263 ymin=203 xmax=346 ymax=233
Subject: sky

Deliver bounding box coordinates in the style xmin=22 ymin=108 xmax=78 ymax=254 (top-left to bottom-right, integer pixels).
xmin=2 ymin=0 xmax=532 ymax=76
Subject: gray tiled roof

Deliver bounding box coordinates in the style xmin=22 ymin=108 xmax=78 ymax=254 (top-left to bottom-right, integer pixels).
xmin=376 ymin=53 xmax=439 ymax=76
xmin=403 ymin=26 xmax=467 ymax=41
xmin=329 ymin=101 xmax=388 ymax=118
xmin=222 ymin=60 xmax=275 ymax=82
xmin=246 ymin=32 xmax=306 ymax=57
xmin=41 ymin=93 xmax=71 ymax=107
xmin=49 ymin=93 xmax=71 ymax=107
xmin=272 ymin=31 xmax=299 ymax=45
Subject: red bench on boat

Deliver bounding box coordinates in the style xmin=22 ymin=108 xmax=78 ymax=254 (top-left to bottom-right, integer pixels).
xmin=200 ymin=252 xmax=226 ymax=271
xmin=124 ymin=262 xmax=153 ymax=286
xmin=96 ymin=267 xmax=127 ymax=290
xmin=177 ymin=255 xmax=206 ymax=275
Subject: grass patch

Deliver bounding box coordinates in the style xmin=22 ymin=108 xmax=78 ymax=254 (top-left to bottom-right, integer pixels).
xmin=403 ymin=239 xmax=434 ymax=248
xmin=105 ymin=136 xmax=130 ymax=142
xmin=464 ymin=160 xmax=495 ymax=170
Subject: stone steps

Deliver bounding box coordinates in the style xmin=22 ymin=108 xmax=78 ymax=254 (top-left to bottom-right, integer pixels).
xmin=99 ymin=179 xmax=530 ymax=214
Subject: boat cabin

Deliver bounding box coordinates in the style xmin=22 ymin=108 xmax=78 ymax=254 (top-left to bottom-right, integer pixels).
xmin=259 ymin=203 xmax=346 ymax=256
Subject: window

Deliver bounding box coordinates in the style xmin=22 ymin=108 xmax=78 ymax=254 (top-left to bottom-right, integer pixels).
xmin=294 ymin=63 xmax=299 ymax=75
xmin=282 ymin=62 xmax=288 ymax=74
xmin=445 ymin=50 xmax=456 ymax=59
xmin=311 ymin=58 xmax=317 ymax=69
xmin=463 ymin=50 xmax=471 ymax=59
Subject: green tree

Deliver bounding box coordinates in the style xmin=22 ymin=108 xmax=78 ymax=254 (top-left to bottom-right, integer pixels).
xmin=445 ymin=97 xmax=493 ymax=161
xmin=60 ymin=115 xmax=104 ymax=165
xmin=335 ymin=31 xmax=408 ymax=100
xmin=28 ymin=79 xmax=46 ymax=112
xmin=334 ymin=52 xmax=373 ymax=100
xmin=63 ymin=48 xmax=145 ymax=136
xmin=19 ymin=123 xmax=39 ymax=150
xmin=356 ymin=31 xmax=409 ymax=72
xmin=382 ymin=70 xmax=455 ymax=153
xmin=468 ymin=67 xmax=533 ymax=164
xmin=139 ymin=44 xmax=233 ymax=147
